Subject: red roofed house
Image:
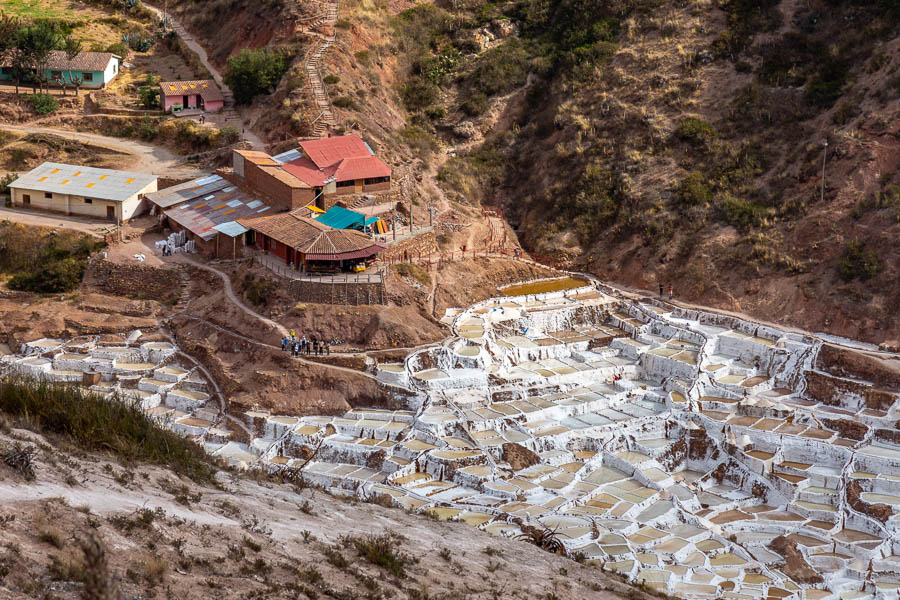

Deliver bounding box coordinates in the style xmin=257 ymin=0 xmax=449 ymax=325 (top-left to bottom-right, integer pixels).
xmin=281 ymin=134 xmax=391 ymax=205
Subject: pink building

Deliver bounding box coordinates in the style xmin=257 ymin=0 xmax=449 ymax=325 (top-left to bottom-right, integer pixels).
xmin=159 ymin=79 xmax=224 ymax=113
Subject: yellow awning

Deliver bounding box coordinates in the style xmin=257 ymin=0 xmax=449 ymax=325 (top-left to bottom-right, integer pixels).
xmin=306 ymin=204 xmax=325 ymax=214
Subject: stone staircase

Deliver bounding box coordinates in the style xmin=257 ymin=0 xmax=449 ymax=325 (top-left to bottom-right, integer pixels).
xmin=305 ymin=0 xmax=339 ymax=138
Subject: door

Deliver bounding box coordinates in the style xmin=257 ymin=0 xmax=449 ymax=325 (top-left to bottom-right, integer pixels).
xmin=22 ymin=194 xmax=30 ymax=206
xmin=182 ymin=95 xmax=188 ymax=108
xmin=106 ymin=205 xmax=115 ymax=220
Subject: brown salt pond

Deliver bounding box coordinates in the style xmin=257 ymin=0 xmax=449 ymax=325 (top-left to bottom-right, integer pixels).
xmin=500 ymin=277 xmax=588 ymax=296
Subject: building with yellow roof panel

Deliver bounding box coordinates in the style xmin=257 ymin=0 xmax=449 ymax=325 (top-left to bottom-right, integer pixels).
xmin=158 ymin=79 xmax=224 ymax=113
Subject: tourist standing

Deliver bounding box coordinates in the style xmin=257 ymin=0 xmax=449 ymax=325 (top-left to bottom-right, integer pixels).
xmin=668 ymin=284 xmax=673 ymax=299
xmin=659 ymin=284 xmax=663 ymax=297
xmin=290 ymin=329 xmax=296 ymax=342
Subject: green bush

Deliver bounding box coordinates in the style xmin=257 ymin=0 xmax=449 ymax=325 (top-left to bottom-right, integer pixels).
xmin=0 ymin=223 xmax=104 ymax=293
xmin=0 ymin=377 xmax=215 ymax=483
xmin=400 ymin=79 xmax=438 ymax=111
xmin=219 ymin=126 xmax=240 ymax=144
xmin=332 ymin=96 xmax=355 ymax=109
xmin=460 ymin=93 xmax=489 ymax=116
xmin=323 ymin=74 xmax=340 ymax=85
xmin=0 ymin=173 xmax=18 ymax=195
xmin=224 ymin=48 xmax=290 ymax=105
xmin=836 ymin=240 xmax=883 ymax=282
xmin=678 ymin=171 xmax=712 ymax=206
xmin=468 ymin=38 xmax=531 ymax=97
xmin=675 ymin=117 xmax=717 ymax=145
xmin=335 ymin=18 xmax=351 ymax=29
xmin=26 ymin=94 xmax=59 ymax=115
xmin=716 ymin=194 xmax=769 ymax=229
xmin=425 ymin=106 xmax=446 ymax=120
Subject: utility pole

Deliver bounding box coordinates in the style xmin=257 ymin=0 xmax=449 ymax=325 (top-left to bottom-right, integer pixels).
xmin=821 ymin=139 xmax=828 ymax=203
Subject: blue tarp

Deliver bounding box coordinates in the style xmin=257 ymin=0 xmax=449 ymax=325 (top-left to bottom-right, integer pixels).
xmin=316 ymin=205 xmax=379 ymax=230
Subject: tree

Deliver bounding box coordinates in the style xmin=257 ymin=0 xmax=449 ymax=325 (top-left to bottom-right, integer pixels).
xmin=139 ymin=73 xmax=160 ymax=109
xmin=0 ymin=12 xmax=25 ymax=94
xmin=18 ymin=22 xmax=63 ymax=94
xmin=224 ymin=48 xmax=289 ymax=105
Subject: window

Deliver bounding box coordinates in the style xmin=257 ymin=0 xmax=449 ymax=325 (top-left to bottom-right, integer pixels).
xmin=113 ymin=63 xmax=117 ymax=73
xmin=50 ymin=70 xmax=62 ymax=80
xmin=84 ymin=198 xmax=92 ymax=204
xmin=336 ymin=180 xmax=355 ymax=188
xmin=44 ymin=192 xmax=52 ymax=199
xmin=364 ymin=176 xmax=390 ymax=185
xmin=82 ymin=72 xmax=93 ymax=82
xmin=0 ymin=67 xmax=11 ymax=75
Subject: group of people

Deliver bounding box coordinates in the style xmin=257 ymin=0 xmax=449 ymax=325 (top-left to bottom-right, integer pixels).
xmin=281 ymin=329 xmax=330 ymax=357
xmin=659 ymin=283 xmax=673 ymax=299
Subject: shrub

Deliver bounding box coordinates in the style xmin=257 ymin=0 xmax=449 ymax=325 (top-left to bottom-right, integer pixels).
xmin=26 ymin=94 xmax=59 ymax=116
xmin=0 ymin=377 xmax=215 ymax=483
xmin=224 ymin=48 xmax=290 ymax=105
xmin=0 ymin=223 xmax=105 ymax=293
xmin=674 ymin=117 xmax=717 ymax=145
xmin=393 ymin=263 xmax=430 ymax=286
xmin=716 ymin=194 xmax=770 ymax=229
xmin=323 ymin=74 xmax=340 ymax=85
xmin=678 ymin=171 xmax=711 ymax=206
xmin=468 ymin=37 xmax=531 ymax=97
xmin=354 ymin=50 xmax=371 ymax=65
xmin=335 ymin=18 xmax=351 ymax=29
xmin=219 ymin=126 xmax=240 ymax=144
xmin=425 ymin=106 xmax=446 ymax=120
xmin=0 ymin=173 xmax=17 ymax=195
xmin=344 ymin=533 xmax=417 ymax=578
xmin=401 ymin=79 xmax=438 ymax=111
xmin=332 ymin=95 xmax=355 ymax=109
xmin=836 ymin=240 xmax=883 ymax=282
xmin=460 ymin=93 xmax=489 ymax=116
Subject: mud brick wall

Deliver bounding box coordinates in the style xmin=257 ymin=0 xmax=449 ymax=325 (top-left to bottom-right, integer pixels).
xmin=381 ymin=231 xmax=439 ymax=261
xmin=86 ymin=259 xmax=181 ymax=305
xmin=294 ymin=280 xmax=384 ymax=305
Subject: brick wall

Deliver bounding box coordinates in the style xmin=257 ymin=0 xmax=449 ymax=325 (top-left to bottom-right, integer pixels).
xmin=85 ymin=258 xmax=181 ymax=304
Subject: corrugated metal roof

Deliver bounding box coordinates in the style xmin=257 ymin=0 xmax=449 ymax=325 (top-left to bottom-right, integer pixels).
xmin=9 ymin=162 xmax=156 ymax=202
xmin=299 ymin=135 xmax=372 ymax=168
xmin=159 ymin=79 xmax=223 ymax=101
xmin=213 ymin=221 xmax=250 ymax=237
xmin=144 ymin=175 xmax=230 ymax=209
xmin=163 ymin=181 xmax=272 ymax=241
xmin=271 ymin=149 xmax=303 ymax=164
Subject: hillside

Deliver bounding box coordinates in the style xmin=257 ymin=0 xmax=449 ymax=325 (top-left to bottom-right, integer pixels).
xmin=159 ymin=0 xmax=900 ymax=344
xmin=0 ymin=382 xmax=651 ymax=600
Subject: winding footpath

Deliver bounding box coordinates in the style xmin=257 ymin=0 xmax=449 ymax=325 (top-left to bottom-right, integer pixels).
xmin=174 ymin=257 xmax=384 ymax=382
xmin=0 ymin=123 xmax=203 ymax=177
xmin=143 ymin=3 xmax=265 ymax=149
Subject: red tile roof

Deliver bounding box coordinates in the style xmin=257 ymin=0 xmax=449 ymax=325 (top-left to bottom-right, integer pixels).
xmin=281 ymin=157 xmax=329 ymax=187
xmin=299 ymin=135 xmax=372 ymax=168
xmin=284 ymin=135 xmax=392 ymax=186
xmin=332 ymin=156 xmax=391 ymax=181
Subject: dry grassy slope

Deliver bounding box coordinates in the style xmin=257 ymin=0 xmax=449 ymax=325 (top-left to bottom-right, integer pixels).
xmin=0 ymin=425 xmax=653 ymax=600
xmin=165 ymin=0 xmax=899 ymax=344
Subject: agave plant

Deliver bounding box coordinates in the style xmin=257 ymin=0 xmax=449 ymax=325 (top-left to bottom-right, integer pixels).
xmin=516 ymin=524 xmax=566 ymax=555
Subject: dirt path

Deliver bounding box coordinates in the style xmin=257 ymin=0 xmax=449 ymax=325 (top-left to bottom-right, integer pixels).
xmin=143 ymin=3 xmax=265 ymax=150
xmin=0 ymin=205 xmax=116 ymax=237
xmin=175 ymin=257 xmax=386 ymax=382
xmin=0 ymin=122 xmax=202 ymax=177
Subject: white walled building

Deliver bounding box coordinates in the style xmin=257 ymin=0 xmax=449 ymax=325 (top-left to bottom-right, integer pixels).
xmin=9 ymin=162 xmax=158 ymax=223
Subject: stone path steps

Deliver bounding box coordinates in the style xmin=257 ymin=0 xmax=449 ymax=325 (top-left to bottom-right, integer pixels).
xmin=304 ymin=0 xmax=339 ymax=138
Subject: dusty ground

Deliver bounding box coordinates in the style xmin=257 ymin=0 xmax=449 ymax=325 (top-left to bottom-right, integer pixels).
xmin=0 ymin=130 xmax=136 ymax=172
xmin=0 ymin=425 xmax=650 ymax=600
